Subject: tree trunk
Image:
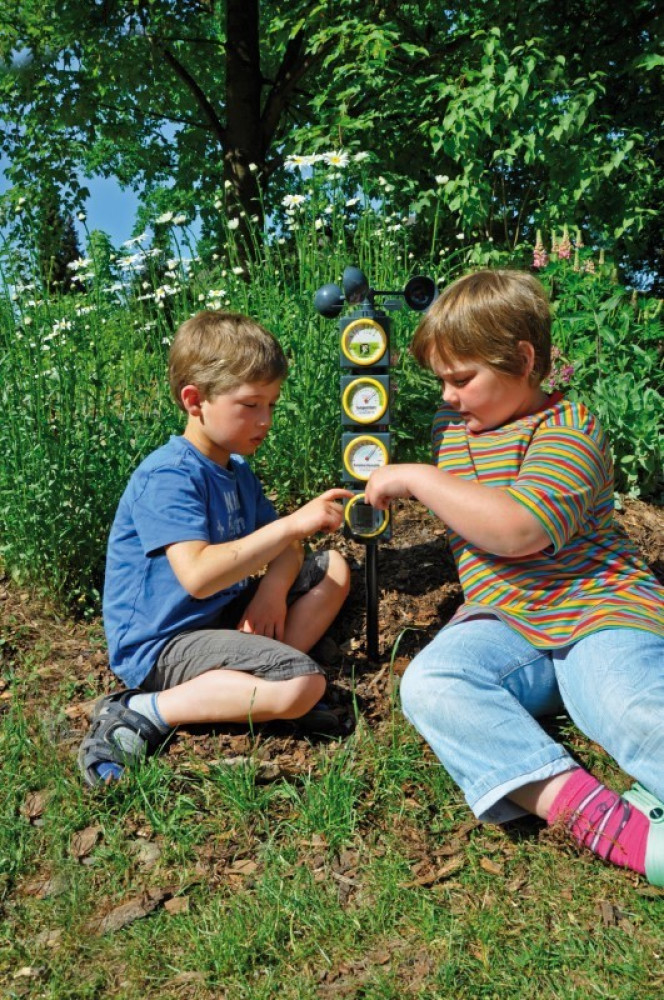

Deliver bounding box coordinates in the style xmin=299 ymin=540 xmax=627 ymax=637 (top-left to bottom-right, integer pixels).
xmin=224 ymin=0 xmax=264 ymax=251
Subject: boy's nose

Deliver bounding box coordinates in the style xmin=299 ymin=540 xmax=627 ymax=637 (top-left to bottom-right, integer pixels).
xmin=443 ymin=384 xmax=458 ymax=406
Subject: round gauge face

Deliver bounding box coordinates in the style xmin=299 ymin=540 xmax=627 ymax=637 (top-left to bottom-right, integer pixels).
xmin=342 ymin=377 xmax=388 ymax=424
xmin=343 ymin=435 xmax=389 ymax=481
xmin=344 ymin=493 xmax=390 ymax=539
xmin=341 ymin=318 xmax=387 ymax=366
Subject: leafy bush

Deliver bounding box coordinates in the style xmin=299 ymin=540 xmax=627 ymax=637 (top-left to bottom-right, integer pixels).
xmin=0 ymin=160 xmax=661 ymax=613
xmin=540 ymin=251 xmax=664 ymax=497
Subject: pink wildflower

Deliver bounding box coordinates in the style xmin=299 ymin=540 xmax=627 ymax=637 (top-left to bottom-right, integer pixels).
xmin=557 ymin=226 xmax=572 ymax=260
xmin=533 ymin=230 xmax=549 ymax=269
xmin=546 ymin=347 xmax=575 ymax=391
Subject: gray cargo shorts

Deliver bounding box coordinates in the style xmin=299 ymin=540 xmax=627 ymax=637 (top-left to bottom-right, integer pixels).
xmin=141 ymin=550 xmax=330 ymax=692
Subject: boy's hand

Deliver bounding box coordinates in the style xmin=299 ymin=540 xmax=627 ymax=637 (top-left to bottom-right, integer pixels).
xmin=237 ymin=586 xmax=288 ymax=641
xmin=286 ymin=488 xmax=354 ymax=538
xmin=364 ymin=465 xmax=414 ymax=510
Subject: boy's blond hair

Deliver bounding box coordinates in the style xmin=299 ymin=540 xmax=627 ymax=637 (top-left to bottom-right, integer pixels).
xmin=411 ymin=270 xmax=552 ymax=383
xmin=169 ymin=310 xmax=288 ymax=411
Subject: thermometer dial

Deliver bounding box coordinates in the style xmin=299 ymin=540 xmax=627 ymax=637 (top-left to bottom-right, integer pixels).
xmin=341 ymin=318 xmax=388 ymax=367
xmin=343 ymin=434 xmax=389 ymax=481
xmin=342 ymin=377 xmax=389 ymax=424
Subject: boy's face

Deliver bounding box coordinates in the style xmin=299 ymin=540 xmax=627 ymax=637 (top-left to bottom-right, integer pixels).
xmin=189 ymin=378 xmax=283 ymax=465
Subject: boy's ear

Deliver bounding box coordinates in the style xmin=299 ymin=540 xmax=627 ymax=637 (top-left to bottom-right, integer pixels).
xmin=180 ymin=384 xmax=203 ymax=415
xmin=517 ymin=340 xmax=536 ymax=378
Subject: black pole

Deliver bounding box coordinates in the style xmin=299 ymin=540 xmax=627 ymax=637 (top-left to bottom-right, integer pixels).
xmin=365 ymin=543 xmax=379 ymax=661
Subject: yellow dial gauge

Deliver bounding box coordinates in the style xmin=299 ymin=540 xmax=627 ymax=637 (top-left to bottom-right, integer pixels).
xmin=341 ymin=318 xmax=388 ymax=366
xmin=342 ymin=377 xmax=389 ymax=424
xmin=344 ymin=493 xmax=390 ymax=539
xmin=343 ymin=434 xmax=389 ymax=481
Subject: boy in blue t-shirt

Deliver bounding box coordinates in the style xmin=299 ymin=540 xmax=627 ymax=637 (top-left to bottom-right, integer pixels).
xmin=79 ymin=310 xmax=352 ymax=786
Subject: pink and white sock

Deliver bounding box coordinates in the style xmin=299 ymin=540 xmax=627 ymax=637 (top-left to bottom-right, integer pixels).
xmin=547 ymin=769 xmax=648 ymax=875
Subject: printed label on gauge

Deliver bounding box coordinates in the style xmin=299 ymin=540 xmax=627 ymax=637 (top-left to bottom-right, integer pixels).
xmin=344 ymin=493 xmax=390 ymax=540
xmin=340 ymin=318 xmax=388 ymax=366
xmin=342 ymin=433 xmax=389 ymax=481
xmin=341 ymin=376 xmax=389 ymax=424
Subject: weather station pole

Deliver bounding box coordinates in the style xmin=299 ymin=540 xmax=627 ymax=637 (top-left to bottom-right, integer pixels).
xmin=314 ymin=267 xmax=436 ymax=661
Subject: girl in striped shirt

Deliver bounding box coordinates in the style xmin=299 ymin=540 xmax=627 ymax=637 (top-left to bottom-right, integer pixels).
xmin=364 ymin=269 xmax=664 ymax=886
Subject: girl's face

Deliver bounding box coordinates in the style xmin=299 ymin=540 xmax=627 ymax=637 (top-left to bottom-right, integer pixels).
xmin=429 ymin=349 xmax=545 ymax=433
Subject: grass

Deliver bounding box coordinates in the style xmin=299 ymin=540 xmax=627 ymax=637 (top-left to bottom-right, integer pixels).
xmin=2 ymin=596 xmax=664 ymax=999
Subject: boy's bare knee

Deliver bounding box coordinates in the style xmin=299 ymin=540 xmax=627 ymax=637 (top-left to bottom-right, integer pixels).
xmin=276 ymin=672 xmax=326 ymax=719
xmin=326 ymin=549 xmax=351 ymax=598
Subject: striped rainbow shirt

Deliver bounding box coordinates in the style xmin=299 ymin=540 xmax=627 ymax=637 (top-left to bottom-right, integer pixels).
xmin=431 ymin=396 xmax=664 ymax=647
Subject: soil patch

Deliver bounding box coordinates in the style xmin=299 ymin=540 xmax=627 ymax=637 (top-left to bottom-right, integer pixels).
xmin=1 ymin=499 xmax=662 ymax=775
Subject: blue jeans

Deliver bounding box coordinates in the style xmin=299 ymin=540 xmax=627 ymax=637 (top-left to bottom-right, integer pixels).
xmin=400 ymin=618 xmax=664 ymax=823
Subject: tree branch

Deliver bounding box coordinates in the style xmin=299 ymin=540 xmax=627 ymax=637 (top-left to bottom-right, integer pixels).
xmin=260 ymin=31 xmax=333 ymax=147
xmin=151 ymin=38 xmax=227 ymax=147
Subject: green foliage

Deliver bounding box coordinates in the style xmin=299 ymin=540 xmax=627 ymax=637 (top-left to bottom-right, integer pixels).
xmin=420 ymin=31 xmax=655 ymax=257
xmin=540 ymin=254 xmax=664 ymax=497
xmin=0 ymin=157 xmax=661 ymax=614
xmin=0 ymin=1 xmax=661 ymax=283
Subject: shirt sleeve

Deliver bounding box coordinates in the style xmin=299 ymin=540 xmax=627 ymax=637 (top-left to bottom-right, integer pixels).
xmin=132 ymin=466 xmax=211 ymax=557
xmin=432 ymin=401 xmax=460 ymax=464
xmin=506 ymin=419 xmax=611 ymax=553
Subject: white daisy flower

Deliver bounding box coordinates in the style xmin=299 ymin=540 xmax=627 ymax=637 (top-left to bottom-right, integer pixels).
xmin=323 ymin=151 xmax=349 ymax=168
xmin=67 ymin=257 xmax=92 ymax=271
xmin=282 ymin=194 xmax=306 ymax=209
xmin=284 ymin=154 xmax=319 ymax=171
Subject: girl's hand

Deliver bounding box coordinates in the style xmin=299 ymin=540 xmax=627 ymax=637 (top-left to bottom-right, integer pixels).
xmin=364 ymin=465 xmax=414 ymax=509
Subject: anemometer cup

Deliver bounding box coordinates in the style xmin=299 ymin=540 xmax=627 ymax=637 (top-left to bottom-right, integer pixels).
xmin=342 ymin=266 xmax=370 ymax=304
xmin=404 ymin=275 xmax=438 ymax=312
xmin=314 ymin=283 xmax=344 ymax=318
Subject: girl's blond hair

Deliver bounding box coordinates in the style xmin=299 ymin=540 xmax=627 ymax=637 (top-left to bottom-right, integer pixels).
xmin=411 ymin=270 xmax=552 ymax=383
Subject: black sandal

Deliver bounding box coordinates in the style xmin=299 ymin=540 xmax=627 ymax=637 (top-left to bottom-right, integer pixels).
xmin=293 ymin=700 xmax=349 ymax=737
xmin=77 ymin=690 xmax=171 ymax=787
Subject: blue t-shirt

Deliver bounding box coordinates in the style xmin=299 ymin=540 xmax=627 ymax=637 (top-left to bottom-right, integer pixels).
xmin=103 ymin=435 xmax=278 ymax=688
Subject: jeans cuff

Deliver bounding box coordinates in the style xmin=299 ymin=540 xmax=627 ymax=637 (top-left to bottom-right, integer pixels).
xmin=470 ymin=751 xmax=575 ymax=824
